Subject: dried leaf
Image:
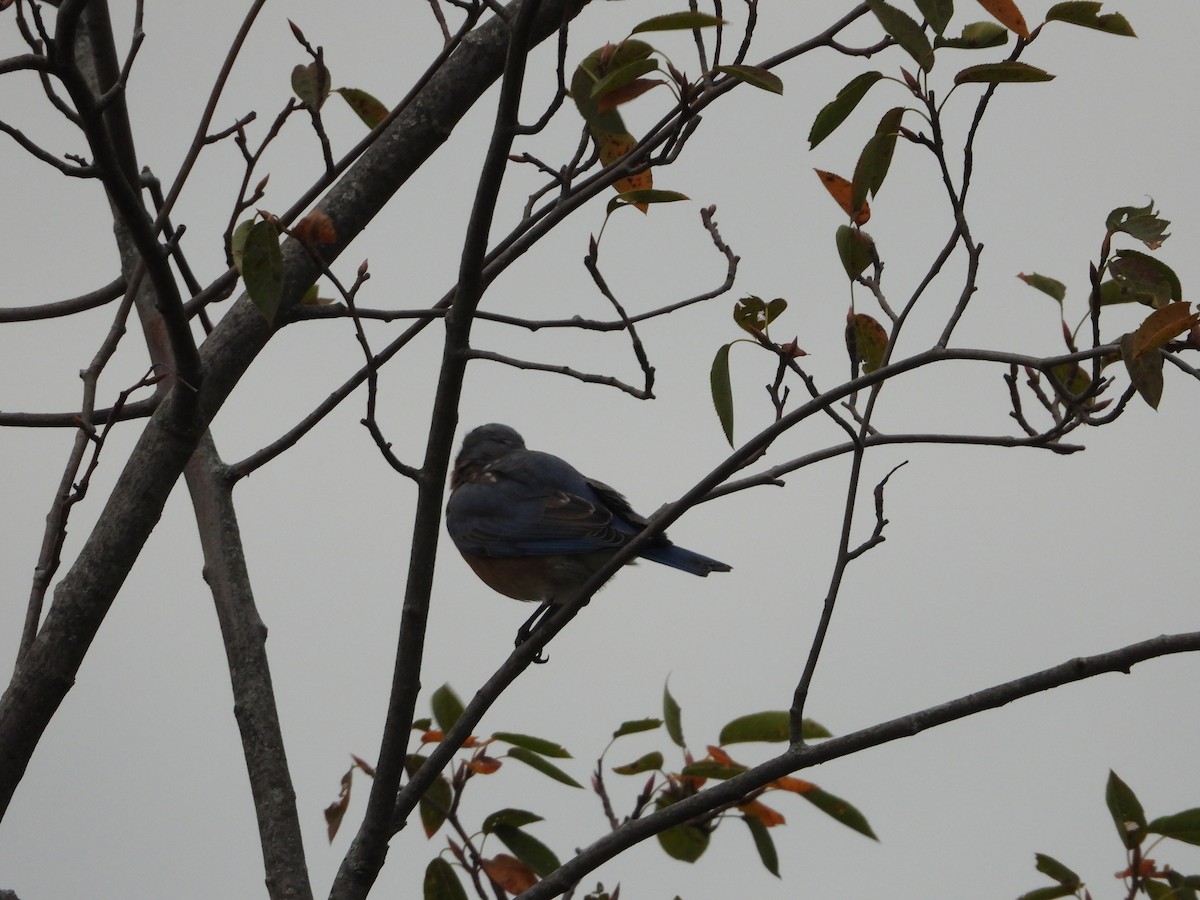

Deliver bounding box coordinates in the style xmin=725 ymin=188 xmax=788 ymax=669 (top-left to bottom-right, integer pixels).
xmin=480 ymin=854 xmax=538 ymax=893
xmin=975 ymin=0 xmax=1030 ymax=38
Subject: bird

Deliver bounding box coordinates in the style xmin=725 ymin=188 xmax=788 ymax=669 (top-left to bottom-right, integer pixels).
xmin=445 ymin=423 xmax=731 ymax=650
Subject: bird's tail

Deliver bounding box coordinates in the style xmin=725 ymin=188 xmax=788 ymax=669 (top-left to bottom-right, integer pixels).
xmin=640 ymin=543 xmax=732 ymax=576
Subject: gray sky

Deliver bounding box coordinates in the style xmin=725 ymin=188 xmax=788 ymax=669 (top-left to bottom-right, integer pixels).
xmin=3 ymin=2 xmax=1199 ymax=898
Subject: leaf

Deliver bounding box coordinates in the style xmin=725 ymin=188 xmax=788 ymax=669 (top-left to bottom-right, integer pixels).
xmin=292 ymin=210 xmax=337 ymax=247
xmin=1148 ymin=808 xmax=1200 ymax=846
xmin=597 ymin=77 xmax=663 ymax=112
xmin=1050 ymin=362 xmax=1091 ymax=400
xmin=480 ymin=854 xmax=538 ymax=894
xmin=1106 ymin=200 xmax=1170 ymax=247
xmin=230 ymin=219 xmax=254 ymax=273
xmin=493 ymin=825 xmax=561 ymax=877
xmin=1046 ymin=2 xmax=1135 ymax=36
xmin=733 ymin=296 xmax=788 ymax=333
xmin=799 ymin=718 xmax=833 ymax=739
xmin=482 ymin=809 xmax=544 ymax=833
xmin=612 ymin=751 xmax=664 ymax=775
xmin=1035 ymin=853 xmax=1082 ymax=887
xmin=710 ymin=343 xmax=734 ymax=446
xmin=847 ymin=312 xmax=890 ymax=373
xmin=655 ymin=796 xmax=710 ymax=862
xmin=405 ymin=754 xmax=452 ymax=837
xmin=719 ymin=711 xmax=790 ymax=744
xmin=291 ymin=61 xmax=331 ymax=110
xmin=663 ymin=681 xmax=686 ymax=748
xmin=507 ymin=747 xmax=583 ymax=788
xmin=808 ymin=71 xmax=884 ymax=149
xmin=742 ymin=815 xmax=780 ymax=877
xmin=631 ymin=12 xmax=725 ymax=33
xmin=431 ymin=684 xmax=464 ymax=732
xmin=815 ymin=169 xmax=870 ymax=224
xmin=589 ymin=58 xmax=660 ymax=101
xmin=1129 ymin=302 xmax=1199 ymax=358
xmin=837 ymin=225 xmax=875 ymax=279
xmin=242 ymin=219 xmax=284 ymax=324
xmin=1107 ymin=250 xmax=1182 ymax=308
xmin=714 ymin=64 xmax=783 ymax=94
xmin=605 ymin=189 xmax=688 ymax=216
xmin=739 ymin=799 xmax=786 ymax=827
xmin=1120 ymin=331 xmax=1164 ymax=409
xmin=936 ymin=21 xmax=1010 ymax=48
xmin=852 ymin=127 xmax=899 ymax=210
xmin=800 ymin=786 xmax=878 ymax=839
xmin=492 ymin=732 xmax=572 ymax=758
xmin=954 ymin=61 xmax=1054 ymax=83
xmin=914 ymin=0 xmax=954 ymax=35
xmin=1015 ymin=887 xmax=1077 ymax=900
xmin=867 ymin=0 xmax=935 ymax=72
xmin=336 ymin=87 xmax=389 ymax=128
xmin=975 ymin=0 xmax=1030 ymax=37
xmin=424 ymin=857 xmax=469 ymax=900
xmin=1106 ymin=770 xmax=1148 ymax=847
xmin=613 ymin=718 xmax=662 ymax=738
xmin=1018 ymin=272 xmax=1067 ymax=303
xmin=324 ymin=764 xmax=353 ymax=842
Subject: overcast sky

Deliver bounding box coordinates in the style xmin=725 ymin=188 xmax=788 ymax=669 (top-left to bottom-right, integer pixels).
xmin=2 ymin=2 xmax=1199 ymax=899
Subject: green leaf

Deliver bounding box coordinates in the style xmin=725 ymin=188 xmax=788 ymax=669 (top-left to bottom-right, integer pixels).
xmin=837 ymin=225 xmax=875 ymax=279
xmin=613 ymin=718 xmax=663 ymax=738
xmin=291 ymin=61 xmax=331 ymax=110
xmin=743 ymin=815 xmax=780 ymax=877
xmin=1148 ymin=808 xmax=1200 ymax=846
xmin=710 ymin=343 xmax=734 ymax=447
xmin=1049 ymin=361 xmax=1091 ymax=400
xmin=808 ymin=71 xmax=884 ymax=149
xmin=424 ymin=857 xmax=469 ymax=900
xmin=914 ymin=0 xmax=953 ymax=35
xmin=1035 ymin=853 xmax=1082 ymax=887
xmin=800 ymin=786 xmax=878 ymax=840
xmin=612 ymin=751 xmax=664 ymax=775
xmin=606 ymin=189 xmax=688 ymax=215
xmin=430 ymin=684 xmax=464 ymax=732
xmin=411 ymin=717 xmax=433 ymax=732
xmin=680 ymin=760 xmax=748 ymax=779
xmin=336 ymin=87 xmax=389 ymax=128
xmin=1106 ymin=200 xmax=1170 ymax=246
xmin=867 ymin=0 xmax=935 ymax=72
xmin=230 ymin=219 xmax=254 ymax=273
xmin=507 ymin=747 xmax=583 ymax=788
xmin=492 ymin=824 xmax=561 ymax=877
xmin=571 ymin=41 xmax=654 ymax=136
xmin=847 ymin=312 xmax=889 ymax=373
xmin=1121 ymin=330 xmax=1164 ymax=410
xmin=1107 ymin=249 xmax=1182 ymax=308
xmin=590 ymin=58 xmax=660 ymax=100
xmin=655 ymin=796 xmax=710 ymax=862
xmin=1015 ymin=887 xmax=1077 ymax=900
xmin=242 ymin=219 xmax=284 ymax=324
xmin=1018 ymin=272 xmax=1067 ymax=303
xmin=405 ymin=754 xmax=451 ymax=837
xmin=720 ymin=711 xmax=790 ymax=744
xmin=852 ymin=122 xmax=901 ymax=210
xmin=482 ymin=808 xmax=544 ymax=833
xmin=664 ymin=681 xmax=686 ymax=748
xmin=1106 ymin=770 xmax=1148 ymax=847
xmin=714 ymin=64 xmax=783 ymax=94
xmin=492 ymin=732 xmax=571 ymax=758
xmin=1046 ymin=2 xmax=1135 ymax=36
xmin=800 ymin=718 xmax=833 ymax=739
xmin=631 ymin=12 xmax=725 ymax=33
xmin=954 ymin=61 xmax=1054 ymax=84
xmin=936 ymin=20 xmax=1009 ymax=48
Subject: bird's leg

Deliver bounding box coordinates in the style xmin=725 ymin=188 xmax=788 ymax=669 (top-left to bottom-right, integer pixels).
xmin=515 ymin=601 xmax=553 ymax=664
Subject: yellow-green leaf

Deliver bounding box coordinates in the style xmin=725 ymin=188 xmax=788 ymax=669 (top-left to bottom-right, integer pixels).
xmin=955 ymin=61 xmax=1054 ymax=83
xmin=631 ymin=12 xmax=724 ymax=33
xmin=336 ymin=87 xmax=389 ymax=128
xmin=714 ymin=64 xmax=783 ymax=95
xmin=1046 ymin=2 xmax=1135 ymax=36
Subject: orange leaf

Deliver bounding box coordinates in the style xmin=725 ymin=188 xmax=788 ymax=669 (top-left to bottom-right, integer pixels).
xmin=466 ymin=755 xmax=502 ymax=774
xmin=739 ymin=799 xmax=786 ymax=827
xmin=597 ymin=131 xmax=652 ymax=210
xmin=292 ymin=210 xmax=337 ymax=246
xmin=815 ymin=169 xmax=870 ymax=224
xmin=707 ymin=745 xmax=736 ymax=766
xmin=975 ymin=0 xmax=1029 ymax=38
xmin=770 ymin=775 xmax=816 ymax=794
xmin=1130 ymin=302 xmax=1199 ymax=358
xmin=420 ymin=730 xmax=445 ymax=744
xmin=481 ymin=854 xmax=538 ymax=893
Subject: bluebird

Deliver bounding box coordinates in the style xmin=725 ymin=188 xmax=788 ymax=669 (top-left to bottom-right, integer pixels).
xmin=446 ymin=423 xmax=731 ymax=648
